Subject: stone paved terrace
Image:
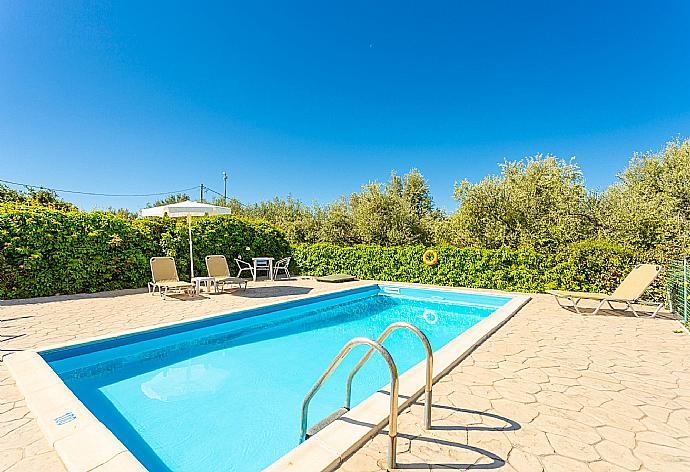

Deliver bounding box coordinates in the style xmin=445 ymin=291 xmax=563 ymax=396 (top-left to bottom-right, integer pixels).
xmin=1 ymin=279 xmax=689 ymax=472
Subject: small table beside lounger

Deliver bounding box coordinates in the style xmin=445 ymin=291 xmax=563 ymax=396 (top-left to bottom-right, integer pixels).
xmin=191 ymin=276 xmax=216 ymax=295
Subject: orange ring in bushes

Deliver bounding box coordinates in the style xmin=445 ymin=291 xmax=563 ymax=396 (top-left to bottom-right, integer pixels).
xmin=422 ymin=249 xmax=438 ymax=266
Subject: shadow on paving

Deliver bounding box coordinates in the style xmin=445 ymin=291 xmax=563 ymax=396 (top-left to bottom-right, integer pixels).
xmin=0 ymin=315 xmax=34 ymax=323
xmin=0 ymin=333 xmax=26 ymax=343
xmin=394 ymin=432 xmax=506 ymax=470
xmin=0 ymin=348 xmax=24 ymax=361
xmin=234 ymin=285 xmax=313 ymax=298
xmin=393 ymin=394 xmax=521 ymax=432
xmin=338 ymin=397 xmax=520 ymax=470
xmin=559 ymin=305 xmax=679 ymax=320
xmin=339 ymin=421 xmax=508 ymax=470
xmin=160 ymin=293 xmax=210 ymax=301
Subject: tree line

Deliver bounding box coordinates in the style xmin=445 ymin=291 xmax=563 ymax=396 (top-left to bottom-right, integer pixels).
xmin=2 ymin=138 xmax=689 ymax=260
xmin=220 ymin=138 xmax=690 ymax=261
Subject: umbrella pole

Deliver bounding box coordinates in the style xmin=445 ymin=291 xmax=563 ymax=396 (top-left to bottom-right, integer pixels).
xmin=187 ymin=214 xmax=194 ymax=278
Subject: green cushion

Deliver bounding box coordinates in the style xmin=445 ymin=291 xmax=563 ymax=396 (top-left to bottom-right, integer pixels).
xmin=315 ymin=274 xmax=357 ymax=283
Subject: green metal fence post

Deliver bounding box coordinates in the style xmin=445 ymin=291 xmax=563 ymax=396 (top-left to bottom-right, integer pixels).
xmin=666 ymin=258 xmax=690 ymax=323
xmin=683 ymin=257 xmax=688 ymax=323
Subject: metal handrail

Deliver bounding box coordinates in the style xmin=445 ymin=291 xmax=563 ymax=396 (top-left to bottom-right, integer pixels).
xmin=300 ymin=337 xmax=399 ymax=470
xmin=345 ymin=322 xmax=434 ymax=429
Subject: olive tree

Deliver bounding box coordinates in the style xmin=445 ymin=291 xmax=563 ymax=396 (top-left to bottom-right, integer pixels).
xmin=599 ymin=139 xmax=690 ymax=257
xmin=348 ymin=170 xmax=437 ymax=246
xmin=448 ymin=155 xmax=598 ymax=249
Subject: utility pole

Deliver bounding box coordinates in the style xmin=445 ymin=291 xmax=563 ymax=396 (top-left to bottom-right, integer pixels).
xmin=200 ymin=183 xmax=204 ymax=203
xmin=223 ymin=172 xmax=228 ymax=204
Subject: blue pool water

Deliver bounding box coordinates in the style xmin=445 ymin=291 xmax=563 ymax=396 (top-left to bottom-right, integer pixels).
xmin=43 ymin=285 xmax=510 ymax=471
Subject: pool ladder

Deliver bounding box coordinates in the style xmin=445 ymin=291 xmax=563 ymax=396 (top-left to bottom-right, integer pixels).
xmin=299 ymin=322 xmax=433 ymax=470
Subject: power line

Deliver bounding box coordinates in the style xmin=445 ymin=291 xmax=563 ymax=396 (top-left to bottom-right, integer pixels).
xmin=0 ymin=178 xmax=200 ymax=198
xmin=204 ymin=187 xmax=224 ymax=198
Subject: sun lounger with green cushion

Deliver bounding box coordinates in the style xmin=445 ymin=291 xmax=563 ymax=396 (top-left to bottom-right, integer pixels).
xmin=149 ymin=257 xmax=196 ymax=298
xmin=205 ymin=255 xmax=248 ymax=291
xmin=546 ymin=264 xmax=663 ymax=317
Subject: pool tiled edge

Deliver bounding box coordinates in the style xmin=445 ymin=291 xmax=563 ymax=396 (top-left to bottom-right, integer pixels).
xmin=39 ymin=284 xmax=377 ymax=360
xmin=4 ymin=350 xmax=147 ymax=471
xmin=4 ymin=284 xmax=530 ymax=472
xmin=264 ymin=293 xmax=530 ymax=471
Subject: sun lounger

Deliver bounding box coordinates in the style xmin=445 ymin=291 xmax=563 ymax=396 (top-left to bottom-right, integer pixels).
xmin=149 ymin=257 xmax=195 ymax=298
xmin=546 ymin=264 xmax=663 ymax=316
xmin=206 ymin=255 xmax=248 ymax=292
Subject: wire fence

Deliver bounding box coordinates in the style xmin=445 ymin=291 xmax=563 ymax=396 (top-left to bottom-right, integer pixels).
xmin=667 ymin=259 xmax=689 ymax=324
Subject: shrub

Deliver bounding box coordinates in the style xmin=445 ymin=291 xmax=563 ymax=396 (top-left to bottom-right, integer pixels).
xmin=292 ymin=241 xmax=646 ymax=295
xmin=0 ymin=205 xmax=290 ymax=299
xmin=0 ymin=203 xmax=662 ymax=302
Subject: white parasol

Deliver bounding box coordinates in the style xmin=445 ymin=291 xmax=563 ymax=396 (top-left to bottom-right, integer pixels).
xmin=140 ymin=200 xmax=231 ymax=277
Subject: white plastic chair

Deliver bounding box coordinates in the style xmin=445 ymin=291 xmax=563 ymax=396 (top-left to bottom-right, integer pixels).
xmin=273 ymin=257 xmax=291 ymax=280
xmin=235 ymin=258 xmax=255 ymax=279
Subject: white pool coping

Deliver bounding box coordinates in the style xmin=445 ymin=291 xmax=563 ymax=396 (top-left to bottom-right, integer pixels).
xmin=4 ymin=282 xmax=530 ymax=472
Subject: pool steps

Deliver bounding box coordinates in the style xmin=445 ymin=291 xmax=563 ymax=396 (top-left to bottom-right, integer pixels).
xmin=300 ymin=322 xmax=434 ymax=470
xmin=306 ymin=407 xmax=350 ymax=438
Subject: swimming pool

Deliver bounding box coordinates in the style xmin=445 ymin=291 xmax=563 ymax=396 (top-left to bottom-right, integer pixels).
xmin=38 ymin=285 xmax=514 ymax=471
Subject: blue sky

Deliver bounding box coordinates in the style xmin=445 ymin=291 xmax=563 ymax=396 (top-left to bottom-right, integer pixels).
xmin=1 ymin=1 xmax=689 ymax=211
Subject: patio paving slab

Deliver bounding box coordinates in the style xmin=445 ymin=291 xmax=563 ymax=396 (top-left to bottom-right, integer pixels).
xmin=338 ymin=294 xmax=690 ymax=472
xmin=1 ymin=281 xmax=688 ymax=472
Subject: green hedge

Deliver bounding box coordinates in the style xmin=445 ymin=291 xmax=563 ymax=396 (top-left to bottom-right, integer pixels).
xmin=1 ymin=205 xmax=662 ymax=301
xmin=292 ymin=241 xmax=645 ymax=294
xmin=0 ymin=205 xmax=290 ymax=299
